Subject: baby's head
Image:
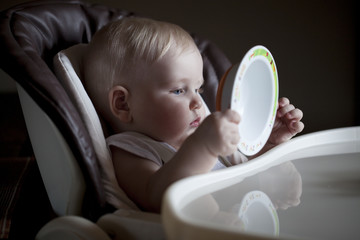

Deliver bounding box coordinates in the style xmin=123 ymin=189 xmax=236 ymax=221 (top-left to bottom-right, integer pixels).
xmin=84 ymin=17 xmax=205 ymax=147
xmin=84 ymin=17 xmax=198 ymax=126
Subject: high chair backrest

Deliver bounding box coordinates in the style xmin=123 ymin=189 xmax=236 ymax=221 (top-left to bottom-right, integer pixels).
xmin=0 ymin=0 xmax=231 ymax=221
xmin=0 ymin=0 xmax=136 ymax=220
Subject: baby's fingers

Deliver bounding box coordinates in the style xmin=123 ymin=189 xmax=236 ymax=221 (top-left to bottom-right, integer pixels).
xmin=286 ymin=108 xmax=303 ymax=121
xmin=219 ymin=111 xmax=241 ymax=155
xmin=278 ymin=97 xmax=290 ymax=108
xmin=277 ymin=103 xmax=295 ymax=118
xmin=223 ymin=109 xmax=241 ymax=124
xmin=290 ymin=120 xmax=305 ymax=134
xmin=285 ymin=108 xmax=304 ymax=133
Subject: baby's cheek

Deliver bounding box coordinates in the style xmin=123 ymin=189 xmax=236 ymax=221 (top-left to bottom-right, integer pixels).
xmin=159 ymin=110 xmax=185 ymax=133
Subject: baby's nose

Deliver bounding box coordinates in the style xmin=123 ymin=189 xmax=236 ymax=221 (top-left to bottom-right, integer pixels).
xmin=190 ymin=94 xmax=203 ymax=110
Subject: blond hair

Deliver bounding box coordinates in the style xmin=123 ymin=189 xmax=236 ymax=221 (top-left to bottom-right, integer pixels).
xmin=83 ymin=17 xmax=196 ymax=120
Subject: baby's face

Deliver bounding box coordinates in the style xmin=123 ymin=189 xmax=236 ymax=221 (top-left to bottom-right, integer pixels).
xmin=129 ymin=46 xmax=206 ymax=149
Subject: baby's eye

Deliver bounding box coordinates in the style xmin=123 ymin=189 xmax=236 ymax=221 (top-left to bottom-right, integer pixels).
xmin=172 ymin=89 xmax=185 ymax=95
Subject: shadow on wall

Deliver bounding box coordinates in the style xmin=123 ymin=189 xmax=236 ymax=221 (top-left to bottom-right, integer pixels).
xmin=1 ymin=0 xmax=358 ymax=134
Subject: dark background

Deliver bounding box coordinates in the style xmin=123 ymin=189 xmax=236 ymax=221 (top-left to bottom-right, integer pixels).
xmin=1 ymin=0 xmax=358 ymax=134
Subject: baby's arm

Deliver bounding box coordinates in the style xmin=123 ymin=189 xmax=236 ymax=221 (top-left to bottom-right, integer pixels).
xmin=112 ymin=109 xmax=240 ymax=212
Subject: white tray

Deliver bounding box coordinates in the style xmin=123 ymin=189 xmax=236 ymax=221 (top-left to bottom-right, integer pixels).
xmin=162 ymin=127 xmax=360 ymax=240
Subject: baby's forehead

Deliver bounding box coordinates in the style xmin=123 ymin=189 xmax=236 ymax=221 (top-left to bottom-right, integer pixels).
xmin=116 ymin=40 xmax=201 ymax=84
xmin=173 ymin=41 xmax=200 ymax=55
xmin=161 ymin=43 xmax=201 ymax=61
xmin=143 ymin=46 xmax=203 ymax=81
xmin=134 ymin=43 xmax=200 ymax=68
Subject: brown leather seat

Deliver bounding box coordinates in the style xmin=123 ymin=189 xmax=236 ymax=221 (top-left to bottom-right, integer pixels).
xmin=0 ymin=0 xmax=231 ymax=221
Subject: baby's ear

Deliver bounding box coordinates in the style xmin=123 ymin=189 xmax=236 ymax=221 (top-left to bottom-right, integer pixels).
xmin=109 ymin=85 xmax=132 ymax=123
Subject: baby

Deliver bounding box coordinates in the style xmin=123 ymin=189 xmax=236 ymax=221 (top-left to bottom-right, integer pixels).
xmin=83 ymin=17 xmax=304 ymax=212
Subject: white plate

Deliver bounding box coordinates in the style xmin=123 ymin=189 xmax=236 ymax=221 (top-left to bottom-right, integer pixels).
xmin=216 ymin=45 xmax=279 ymax=156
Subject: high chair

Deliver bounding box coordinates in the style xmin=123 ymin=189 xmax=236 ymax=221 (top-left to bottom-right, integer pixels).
xmin=0 ymin=0 xmax=231 ymax=239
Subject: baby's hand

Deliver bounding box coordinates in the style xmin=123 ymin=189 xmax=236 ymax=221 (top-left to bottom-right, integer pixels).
xmin=268 ymin=97 xmax=304 ymax=145
xmin=195 ymin=109 xmax=240 ymax=157
xmin=259 ymin=162 xmax=302 ymax=210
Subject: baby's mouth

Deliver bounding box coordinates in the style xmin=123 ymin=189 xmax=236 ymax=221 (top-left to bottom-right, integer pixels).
xmin=190 ymin=117 xmax=201 ymax=127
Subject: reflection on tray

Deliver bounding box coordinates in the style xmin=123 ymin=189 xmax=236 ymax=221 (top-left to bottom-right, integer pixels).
xmin=181 ymin=161 xmax=303 ymax=236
